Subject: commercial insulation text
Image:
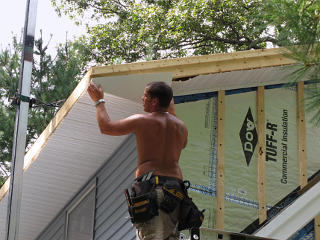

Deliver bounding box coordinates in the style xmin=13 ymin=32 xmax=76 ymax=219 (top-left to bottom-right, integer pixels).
xmin=265 ymin=109 xmax=288 ymax=184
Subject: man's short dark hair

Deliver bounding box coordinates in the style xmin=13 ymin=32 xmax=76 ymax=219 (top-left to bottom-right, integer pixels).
xmin=146 ymin=81 xmax=173 ymax=108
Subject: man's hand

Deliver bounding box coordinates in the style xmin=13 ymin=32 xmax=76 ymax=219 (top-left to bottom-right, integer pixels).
xmin=88 ymin=82 xmax=104 ymax=102
xmin=168 ymin=98 xmax=176 ymax=116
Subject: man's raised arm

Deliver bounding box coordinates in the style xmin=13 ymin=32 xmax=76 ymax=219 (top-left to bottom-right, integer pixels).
xmin=87 ymin=82 xmax=140 ymax=136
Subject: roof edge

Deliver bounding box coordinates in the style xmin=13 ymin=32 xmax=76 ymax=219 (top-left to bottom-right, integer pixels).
xmin=91 ymin=48 xmax=296 ymax=79
xmin=0 ymin=70 xmax=92 ymax=202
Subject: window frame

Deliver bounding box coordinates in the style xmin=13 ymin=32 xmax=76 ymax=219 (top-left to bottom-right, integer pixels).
xmin=64 ymin=179 xmax=97 ymax=240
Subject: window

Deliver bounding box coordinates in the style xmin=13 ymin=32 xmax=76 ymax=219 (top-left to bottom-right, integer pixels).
xmin=66 ymin=185 xmax=96 ymax=240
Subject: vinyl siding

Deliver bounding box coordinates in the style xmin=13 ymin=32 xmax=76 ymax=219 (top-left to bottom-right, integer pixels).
xmin=36 ymin=214 xmax=65 ymax=240
xmin=36 ymin=134 xmax=137 ymax=240
xmin=94 ymin=134 xmax=137 ymax=240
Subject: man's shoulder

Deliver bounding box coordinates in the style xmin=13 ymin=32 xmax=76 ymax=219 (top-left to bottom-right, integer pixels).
xmin=128 ymin=113 xmax=148 ymax=121
xmin=128 ymin=113 xmax=158 ymax=124
xmin=169 ymin=114 xmax=186 ymax=126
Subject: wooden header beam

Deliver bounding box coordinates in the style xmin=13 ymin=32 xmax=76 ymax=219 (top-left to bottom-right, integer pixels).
xmin=90 ymin=48 xmax=295 ymax=80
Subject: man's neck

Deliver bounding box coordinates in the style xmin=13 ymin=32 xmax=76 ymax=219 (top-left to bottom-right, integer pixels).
xmin=152 ymin=106 xmax=168 ymax=113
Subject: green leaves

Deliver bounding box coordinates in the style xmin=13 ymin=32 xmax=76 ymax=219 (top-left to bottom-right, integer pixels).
xmin=51 ymin=0 xmax=319 ymax=64
xmin=0 ymin=39 xmax=20 ymax=183
xmin=0 ymin=36 xmax=89 ymax=185
xmin=52 ymin=0 xmax=280 ymax=64
xmin=260 ymin=0 xmax=319 ymax=47
xmin=263 ymin=0 xmax=320 ymax=125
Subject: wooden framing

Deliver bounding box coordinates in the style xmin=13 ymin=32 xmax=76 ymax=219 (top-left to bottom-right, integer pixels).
xmin=297 ymin=81 xmax=308 ymax=188
xmin=216 ymin=90 xmax=225 ymax=230
xmin=90 ymin=48 xmax=295 ymax=79
xmin=315 ymin=215 xmax=320 ymax=240
xmin=257 ymin=86 xmax=267 ymax=223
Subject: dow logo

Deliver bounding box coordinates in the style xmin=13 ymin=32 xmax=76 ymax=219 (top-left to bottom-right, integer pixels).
xmin=239 ymin=107 xmax=258 ymax=166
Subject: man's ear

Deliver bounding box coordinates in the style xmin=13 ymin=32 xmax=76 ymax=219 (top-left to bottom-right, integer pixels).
xmin=151 ymin=97 xmax=159 ymax=107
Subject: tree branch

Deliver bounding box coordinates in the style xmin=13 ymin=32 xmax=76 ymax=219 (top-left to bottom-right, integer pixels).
xmin=247 ymin=36 xmax=278 ymax=49
xmin=0 ymin=164 xmax=9 ymax=178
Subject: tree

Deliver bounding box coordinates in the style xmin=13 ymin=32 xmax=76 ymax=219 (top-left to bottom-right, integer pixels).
xmin=0 ymin=37 xmax=21 ymax=185
xmin=51 ymin=0 xmax=319 ymax=61
xmin=51 ymin=0 xmax=319 ymax=62
xmin=259 ymin=0 xmax=320 ymax=124
xmin=0 ymin=35 xmax=90 ymax=185
xmin=52 ymin=0 xmax=279 ymax=63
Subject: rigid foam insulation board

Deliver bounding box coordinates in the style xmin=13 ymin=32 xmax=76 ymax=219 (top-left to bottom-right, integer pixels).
xmin=174 ymin=83 xmax=319 ymax=233
xmin=305 ymin=83 xmax=320 ymax=179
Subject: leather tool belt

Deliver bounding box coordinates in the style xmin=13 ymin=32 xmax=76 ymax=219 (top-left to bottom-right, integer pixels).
xmin=124 ymin=171 xmax=205 ymax=229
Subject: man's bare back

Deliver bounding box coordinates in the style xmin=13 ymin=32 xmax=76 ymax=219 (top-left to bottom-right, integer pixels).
xmin=87 ymin=81 xmax=188 ymax=181
xmin=134 ymin=112 xmax=187 ymax=180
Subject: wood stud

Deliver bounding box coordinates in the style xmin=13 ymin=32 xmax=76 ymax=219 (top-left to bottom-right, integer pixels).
xmin=297 ymin=81 xmax=307 ymax=188
xmin=315 ymin=215 xmax=320 ymax=240
xmin=216 ymin=90 xmax=225 ymax=230
xmin=257 ymin=86 xmax=267 ymax=223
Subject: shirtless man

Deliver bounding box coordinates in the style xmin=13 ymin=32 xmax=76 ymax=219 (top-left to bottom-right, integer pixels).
xmin=88 ymin=81 xmax=188 ymax=239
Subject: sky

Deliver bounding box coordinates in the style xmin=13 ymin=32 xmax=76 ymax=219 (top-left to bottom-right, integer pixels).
xmin=0 ymin=0 xmax=86 ymax=52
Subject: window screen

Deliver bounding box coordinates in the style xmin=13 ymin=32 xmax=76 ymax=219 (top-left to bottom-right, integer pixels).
xmin=66 ymin=188 xmax=95 ymax=240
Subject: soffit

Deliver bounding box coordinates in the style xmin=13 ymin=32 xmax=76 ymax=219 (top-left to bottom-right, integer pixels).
xmin=0 ymin=93 xmax=143 ymax=240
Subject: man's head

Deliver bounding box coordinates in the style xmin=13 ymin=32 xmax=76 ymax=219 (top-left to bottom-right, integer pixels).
xmin=142 ymin=81 xmax=173 ymax=112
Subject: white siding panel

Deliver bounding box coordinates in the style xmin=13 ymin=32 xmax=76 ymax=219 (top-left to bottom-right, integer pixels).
xmin=36 ymin=213 xmax=65 ymax=240
xmin=0 ymin=93 xmax=142 ymax=240
xmin=34 ymin=134 xmax=137 ymax=240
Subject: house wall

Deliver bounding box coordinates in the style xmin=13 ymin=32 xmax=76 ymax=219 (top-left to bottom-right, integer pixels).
xmin=173 ymin=80 xmax=320 ymax=238
xmin=36 ymin=134 xmax=137 ymax=240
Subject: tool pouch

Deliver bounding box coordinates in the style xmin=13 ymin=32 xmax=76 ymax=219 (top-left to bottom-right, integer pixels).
xmin=160 ymin=180 xmax=184 ymax=213
xmin=126 ymin=180 xmax=158 ymax=223
xmin=178 ymin=189 xmax=204 ymax=231
xmin=129 ymin=191 xmax=158 ymax=223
